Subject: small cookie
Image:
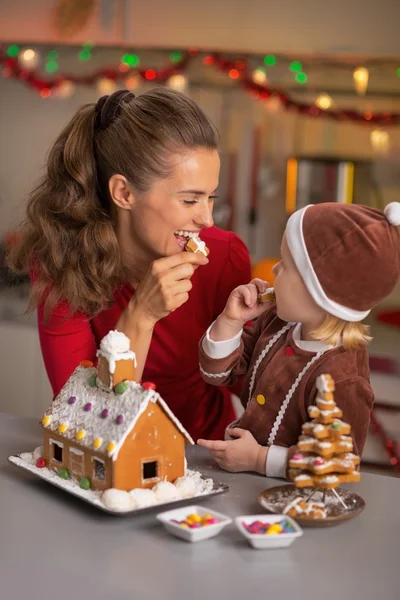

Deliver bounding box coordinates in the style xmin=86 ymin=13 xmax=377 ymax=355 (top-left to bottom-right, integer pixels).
xmin=289 ymin=452 xmax=360 ymax=475
xmin=258 ymin=288 xmax=275 ymax=304
xmin=302 ymin=419 xmax=351 ymax=440
xmin=308 ymin=404 xmax=343 ymax=425
xmin=185 ymin=237 xmax=210 ymax=257
xmin=316 ymin=374 xmax=335 ymax=393
xmin=296 ymin=434 xmax=353 ymax=457
xmin=289 ymin=469 xmax=360 ymax=489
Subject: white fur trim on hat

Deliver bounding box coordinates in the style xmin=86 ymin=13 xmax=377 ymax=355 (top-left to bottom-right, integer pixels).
xmin=286 ymin=205 xmax=370 ymax=322
xmin=384 ymin=202 xmax=400 ymax=227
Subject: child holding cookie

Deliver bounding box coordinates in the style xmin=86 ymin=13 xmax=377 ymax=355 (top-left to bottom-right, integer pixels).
xmin=197 ymin=202 xmax=400 ymax=478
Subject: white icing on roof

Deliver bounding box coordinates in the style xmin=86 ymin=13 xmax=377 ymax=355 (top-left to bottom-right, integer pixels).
xmin=42 ymin=366 xmax=194 ymax=460
xmin=100 ymin=330 xmax=130 ymax=354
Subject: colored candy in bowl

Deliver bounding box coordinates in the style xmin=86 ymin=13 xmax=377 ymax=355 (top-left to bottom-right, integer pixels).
xmin=157 ymin=504 xmax=232 ymax=542
xmin=235 ymin=514 xmax=303 ymax=549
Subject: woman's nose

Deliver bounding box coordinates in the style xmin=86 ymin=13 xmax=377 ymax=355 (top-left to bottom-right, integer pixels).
xmin=194 ymin=201 xmax=214 ymax=228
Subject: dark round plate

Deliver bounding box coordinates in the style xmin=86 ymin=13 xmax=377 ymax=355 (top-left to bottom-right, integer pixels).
xmin=258 ymin=484 xmax=366 ymax=528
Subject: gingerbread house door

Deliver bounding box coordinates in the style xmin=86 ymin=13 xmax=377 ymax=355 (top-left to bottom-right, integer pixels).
xmin=69 ymin=447 xmax=84 ymax=478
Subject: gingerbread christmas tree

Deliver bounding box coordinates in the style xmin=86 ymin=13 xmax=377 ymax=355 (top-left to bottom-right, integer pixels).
xmin=288 ymin=373 xmax=360 ymax=490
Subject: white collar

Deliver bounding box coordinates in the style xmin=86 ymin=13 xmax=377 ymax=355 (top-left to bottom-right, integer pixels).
xmin=291 ymin=322 xmax=341 ymax=352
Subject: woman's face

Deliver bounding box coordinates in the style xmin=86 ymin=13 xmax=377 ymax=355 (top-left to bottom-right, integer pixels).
xmin=116 ymin=149 xmax=219 ymax=262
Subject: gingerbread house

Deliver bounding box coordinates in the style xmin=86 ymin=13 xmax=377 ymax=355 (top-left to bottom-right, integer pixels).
xmin=41 ymin=331 xmax=194 ymax=491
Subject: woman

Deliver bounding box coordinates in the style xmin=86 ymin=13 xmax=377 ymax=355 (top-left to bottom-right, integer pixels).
xmin=8 ymin=88 xmax=251 ymax=440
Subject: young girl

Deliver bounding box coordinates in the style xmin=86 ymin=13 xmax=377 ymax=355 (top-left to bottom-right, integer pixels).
xmin=198 ymin=202 xmax=400 ymax=477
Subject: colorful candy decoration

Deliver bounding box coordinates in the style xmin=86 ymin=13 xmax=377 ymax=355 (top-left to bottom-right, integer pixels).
xmin=114 ymin=381 xmax=128 ymax=395
xmin=42 ymin=415 xmax=51 ymax=427
xmin=106 ymin=442 xmax=115 ymax=455
xmin=93 ymin=437 xmax=102 ymax=449
xmin=58 ymin=423 xmax=68 ymax=433
xmin=79 ymin=477 xmax=91 ymax=490
xmin=171 ymin=512 xmax=221 ymax=529
xmin=116 ymin=414 xmax=124 ymax=425
xmin=58 ymin=467 xmax=69 ymax=480
xmin=36 ymin=457 xmax=46 ymax=468
xmin=83 ymin=402 xmax=92 ymax=412
xmin=242 ymin=519 xmax=295 ymax=535
xmin=80 ymin=360 xmax=94 ymax=368
xmin=88 ymin=374 xmax=97 ymax=387
xmin=142 ymin=381 xmax=156 ymax=390
xmin=68 ymin=395 xmax=77 ymax=405
xmin=101 ymin=408 xmax=109 ymax=418
xmin=76 ymin=429 xmax=85 ymax=441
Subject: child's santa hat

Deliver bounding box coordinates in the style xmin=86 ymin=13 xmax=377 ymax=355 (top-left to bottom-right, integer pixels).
xmin=286 ymin=202 xmax=400 ymax=321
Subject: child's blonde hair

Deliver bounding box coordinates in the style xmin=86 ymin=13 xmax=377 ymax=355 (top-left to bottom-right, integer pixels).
xmin=311 ymin=314 xmax=372 ymax=351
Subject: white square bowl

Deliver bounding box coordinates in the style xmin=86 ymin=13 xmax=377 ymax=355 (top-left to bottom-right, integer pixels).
xmin=157 ymin=504 xmax=232 ymax=542
xmin=235 ymin=514 xmax=303 ymax=549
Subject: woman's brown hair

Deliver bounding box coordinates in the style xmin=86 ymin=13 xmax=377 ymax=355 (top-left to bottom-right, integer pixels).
xmin=7 ymin=88 xmax=218 ymax=319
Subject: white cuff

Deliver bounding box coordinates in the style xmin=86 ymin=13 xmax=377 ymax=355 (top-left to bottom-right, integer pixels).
xmin=201 ymin=320 xmax=243 ymax=359
xmin=266 ymin=445 xmax=290 ymax=479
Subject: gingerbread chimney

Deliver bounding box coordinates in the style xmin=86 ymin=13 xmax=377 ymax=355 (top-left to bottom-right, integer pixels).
xmin=96 ymin=330 xmax=137 ymax=391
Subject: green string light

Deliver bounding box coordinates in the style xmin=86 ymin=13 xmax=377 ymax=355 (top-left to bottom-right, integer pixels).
xmin=47 ymin=50 xmax=59 ymax=60
xmin=170 ymin=51 xmax=183 ymax=63
xmin=7 ymin=44 xmax=19 ymax=57
xmin=79 ymin=48 xmax=92 ymax=61
xmin=295 ymin=72 xmax=308 ymax=84
xmin=122 ymin=53 xmax=140 ymax=67
xmin=263 ymin=55 xmax=276 ymax=66
xmin=290 ymin=61 xmax=302 ymax=73
xmin=45 ymin=60 xmax=59 ymax=73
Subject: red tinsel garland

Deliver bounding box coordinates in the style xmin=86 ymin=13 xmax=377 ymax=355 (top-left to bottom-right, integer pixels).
xmin=369 ymin=409 xmax=399 ymax=471
xmin=1 ymin=47 xmax=400 ymax=125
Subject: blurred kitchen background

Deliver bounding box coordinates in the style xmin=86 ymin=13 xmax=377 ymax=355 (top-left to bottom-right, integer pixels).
xmin=0 ymin=0 xmax=399 ymax=474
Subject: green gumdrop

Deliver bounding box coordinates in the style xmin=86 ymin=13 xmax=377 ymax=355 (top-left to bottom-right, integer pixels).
xmin=59 ymin=467 xmax=69 ymax=479
xmin=115 ymin=381 xmax=128 ymax=395
xmin=88 ymin=374 xmax=97 ymax=387
xmin=79 ymin=477 xmax=91 ymax=490
xmin=331 ymin=422 xmax=341 ymax=430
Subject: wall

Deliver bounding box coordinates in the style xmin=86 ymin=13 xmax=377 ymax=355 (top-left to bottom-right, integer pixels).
xmin=1 ymin=0 xmax=400 ymax=56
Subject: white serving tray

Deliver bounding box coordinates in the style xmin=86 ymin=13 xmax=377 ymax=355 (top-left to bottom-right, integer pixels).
xmin=8 ymin=454 xmax=229 ymax=516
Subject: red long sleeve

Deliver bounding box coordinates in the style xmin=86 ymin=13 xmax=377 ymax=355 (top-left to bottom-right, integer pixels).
xmin=35 ymin=227 xmax=251 ymax=440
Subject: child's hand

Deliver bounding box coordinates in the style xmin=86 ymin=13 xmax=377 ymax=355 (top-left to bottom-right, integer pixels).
xmin=224 ymin=278 xmax=272 ymax=325
xmin=197 ymin=428 xmax=268 ymax=474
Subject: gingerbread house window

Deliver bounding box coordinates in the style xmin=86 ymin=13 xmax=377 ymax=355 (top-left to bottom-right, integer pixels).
xmin=51 ymin=440 xmax=63 ymax=463
xmin=142 ymin=460 xmax=158 ymax=481
xmin=92 ymin=458 xmax=106 ymax=480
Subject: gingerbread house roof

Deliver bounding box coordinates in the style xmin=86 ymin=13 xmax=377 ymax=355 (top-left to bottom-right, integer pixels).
xmin=42 ymin=366 xmax=194 ymax=460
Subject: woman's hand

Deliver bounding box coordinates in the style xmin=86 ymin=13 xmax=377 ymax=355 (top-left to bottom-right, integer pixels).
xmin=116 ymin=252 xmax=208 ymax=382
xmin=131 ymin=252 xmax=209 ymax=327
xmin=209 ymin=278 xmax=271 ymax=341
xmin=197 ymin=428 xmax=268 ymax=474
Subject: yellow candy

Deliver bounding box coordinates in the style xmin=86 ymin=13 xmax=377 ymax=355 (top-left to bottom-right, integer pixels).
xmin=179 ymin=522 xmax=190 ymax=528
xmin=76 ymin=430 xmax=85 ymax=441
xmin=266 ymin=524 xmax=283 ymax=535
xmin=93 ymin=437 xmax=103 ymax=449
xmin=186 ymin=513 xmax=201 ymax=524
xmin=58 ymin=423 xmax=67 ymax=433
xmin=42 ymin=415 xmax=51 ymax=427
xmin=201 ymin=514 xmax=213 ymax=522
xmin=106 ymin=442 xmax=115 ymax=455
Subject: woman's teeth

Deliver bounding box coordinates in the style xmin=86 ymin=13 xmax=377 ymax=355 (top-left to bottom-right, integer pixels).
xmin=174 ymin=231 xmax=199 ymax=238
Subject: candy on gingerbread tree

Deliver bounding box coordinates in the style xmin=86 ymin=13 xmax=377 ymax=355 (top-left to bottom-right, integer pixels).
xmin=284 ymin=373 xmax=360 ymax=519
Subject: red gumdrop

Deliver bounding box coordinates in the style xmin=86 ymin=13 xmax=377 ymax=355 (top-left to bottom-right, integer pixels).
xmin=142 ymin=382 xmax=156 ymax=390
xmin=36 ymin=457 xmax=46 ymax=468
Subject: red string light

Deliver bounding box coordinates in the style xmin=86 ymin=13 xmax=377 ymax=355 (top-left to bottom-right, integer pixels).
xmin=1 ymin=47 xmax=400 ymax=125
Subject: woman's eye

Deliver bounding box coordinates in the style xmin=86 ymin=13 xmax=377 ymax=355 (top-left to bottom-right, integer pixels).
xmin=183 ymin=200 xmax=197 ymax=205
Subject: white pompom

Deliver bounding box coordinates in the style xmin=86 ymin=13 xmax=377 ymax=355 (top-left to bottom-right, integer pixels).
xmin=384 ymin=202 xmax=400 ymax=226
